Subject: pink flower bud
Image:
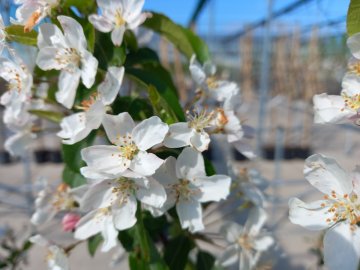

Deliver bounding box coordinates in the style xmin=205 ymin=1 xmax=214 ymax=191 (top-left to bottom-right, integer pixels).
xmin=62 ymin=213 xmax=80 ymax=232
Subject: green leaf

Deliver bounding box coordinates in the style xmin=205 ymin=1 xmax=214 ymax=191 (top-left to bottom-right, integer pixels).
xmin=62 ymin=131 xmax=96 ymax=172
xmin=94 ymin=32 xmax=114 ymax=70
xmin=126 ymin=65 xmax=185 ymax=122
xmin=109 ymin=45 xmax=127 ymax=66
xmin=204 ymin=157 xmax=216 ymax=176
xmin=88 ymin=234 xmax=103 ymax=257
xmin=124 ymin=30 xmax=138 ymax=52
xmin=5 ymin=25 xmax=37 ymax=46
xmin=112 ymin=96 xmax=153 ymax=120
xmin=196 ymin=251 xmax=215 ymax=270
xmin=28 ymin=110 xmax=63 ymax=123
xmin=164 ymin=235 xmax=195 ymax=270
xmin=125 ymin=48 xmax=160 ymax=67
xmin=63 ymin=0 xmax=97 ymax=14
xmin=118 ymin=228 xmax=136 ymax=252
xmin=347 ymin=0 xmax=360 ymax=36
xmin=62 ymin=165 xmax=87 ymax=187
xmin=143 ymin=12 xmax=210 ymax=64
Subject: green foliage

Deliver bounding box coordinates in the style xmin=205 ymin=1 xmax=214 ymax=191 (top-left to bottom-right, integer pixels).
xmin=196 ymin=251 xmax=216 ymax=270
xmin=63 ymin=0 xmax=97 ymax=14
xmin=5 ymin=25 xmax=37 ymax=46
xmin=125 ymin=48 xmax=160 ymax=67
xmin=112 ymin=96 xmax=154 ymax=120
xmin=28 ymin=110 xmax=63 ymax=123
xmin=164 ymin=235 xmax=195 ymax=270
xmin=88 ymin=234 xmax=103 ymax=257
xmin=347 ymin=0 xmax=360 ymax=36
xmin=143 ymin=12 xmax=210 ymax=64
xmin=61 ymin=131 xmax=96 ymax=187
xmin=126 ymin=65 xmax=185 ymax=123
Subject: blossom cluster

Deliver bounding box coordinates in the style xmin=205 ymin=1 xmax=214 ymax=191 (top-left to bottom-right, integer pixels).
xmin=0 ymin=0 xmax=276 ymax=269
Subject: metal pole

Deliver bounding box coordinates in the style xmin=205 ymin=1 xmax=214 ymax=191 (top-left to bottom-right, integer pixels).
xmin=256 ymin=0 xmax=274 ymax=157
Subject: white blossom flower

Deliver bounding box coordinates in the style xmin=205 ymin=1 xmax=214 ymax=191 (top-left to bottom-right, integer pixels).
xmin=149 ymin=147 xmax=231 ymax=232
xmin=31 ymin=182 xmax=86 ymax=226
xmin=4 ymin=124 xmax=35 ymax=157
xmin=0 ymin=57 xmax=32 ymax=117
xmin=217 ymin=207 xmax=274 ymax=270
xmin=57 ymin=66 xmax=124 ymax=144
xmin=29 ymin=234 xmax=69 ymax=270
xmin=75 ymin=174 xmax=166 ymax=251
xmin=36 ymin=16 xmax=98 ymax=109
xmin=289 ymin=154 xmax=360 ymax=270
xmin=89 ymin=0 xmax=148 ymax=46
xmin=11 ymin=0 xmax=60 ymax=32
xmin=81 ymin=113 xmax=168 ymax=178
xmin=163 ymin=109 xmax=214 ymax=152
xmin=189 ymin=55 xmax=239 ymax=102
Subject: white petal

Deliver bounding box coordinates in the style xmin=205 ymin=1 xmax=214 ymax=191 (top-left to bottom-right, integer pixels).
xmin=136 ymin=178 xmax=166 ymax=208
xmin=152 ymin=156 xmax=178 ymax=186
xmin=209 ymin=81 xmax=239 ymax=102
xmin=85 ymin=101 xmax=106 ymax=130
xmin=347 ymin=32 xmax=360 ymax=59
xmin=101 ymin=215 xmax=118 ymax=252
xmin=31 ymin=208 xmax=56 ymax=226
xmin=304 ymin=154 xmax=352 ymax=196
xmin=176 ymin=199 xmax=204 ymax=232
xmin=220 ymin=222 xmax=243 ymax=243
xmin=232 ymin=140 xmax=256 ymax=159
xmin=176 ymin=147 xmax=206 ymax=180
xmin=163 ymin=122 xmax=192 ymax=149
xmin=89 ymin=14 xmax=114 ymax=32
xmin=102 ymin=112 xmax=135 ymax=145
xmin=38 ymin=23 xmax=66 ymax=49
xmin=244 ymin=207 xmax=267 ymax=236
xmin=342 ymin=73 xmax=360 ymax=96
xmin=81 ymin=145 xmax=130 ymax=175
xmin=98 ymin=66 xmax=124 ymax=105
xmin=313 ymin=93 xmax=353 ymax=124
xmin=190 ymin=131 xmax=210 ymax=152
xmin=130 ymin=151 xmax=164 ymax=176
xmin=57 ymin=15 xmax=87 ymax=51
xmin=324 ymin=223 xmax=360 ymax=270
xmin=195 ymin=175 xmax=231 ymax=202
xmin=80 ymin=180 xmax=113 ymax=211
xmin=56 ymin=70 xmax=81 ymax=109
xmin=80 ymin=50 xmax=98 ymax=88
xmin=74 ymin=209 xmax=104 ymax=240
xmin=5 ymin=131 xmax=33 ymax=157
xmin=217 ymin=245 xmax=239 ymax=267
xmin=57 ymin=112 xmax=91 ymax=144
xmin=132 ymin=116 xmax=169 ymax=151
xmin=29 ymin=234 xmax=49 ymax=246
xmin=111 ymin=26 xmax=126 ymax=46
xmin=289 ymin=198 xmax=331 ymax=230
xmin=189 ymin=62 xmax=206 ymax=85
xmin=253 ymin=234 xmax=274 ymax=251
xmin=112 ymin=195 xmax=137 ymax=230
xmin=36 ymin=47 xmax=64 ymax=70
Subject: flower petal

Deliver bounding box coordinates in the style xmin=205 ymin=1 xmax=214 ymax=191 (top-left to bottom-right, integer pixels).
xmin=132 ymin=116 xmax=169 ymax=151
xmin=220 ymin=222 xmax=243 ymax=243
xmin=102 ymin=112 xmax=135 ymax=145
xmin=80 ymin=180 xmax=113 ymax=211
xmin=289 ymin=197 xmax=332 ymax=230
xmin=152 ymin=156 xmax=178 ymax=186
xmin=98 ymin=66 xmax=124 ymax=105
xmin=324 ymin=223 xmax=360 ymax=270
xmin=244 ymin=207 xmax=268 ymax=236
xmin=217 ymin=245 xmax=239 ymax=267
xmin=111 ymin=26 xmax=126 ymax=46
xmin=195 ymin=175 xmax=231 ymax=202
xmin=101 ymin=215 xmax=118 ymax=252
xmin=347 ymin=32 xmax=360 ymax=59
xmin=88 ymin=14 xmax=113 ymax=33
xmin=57 ymin=15 xmax=87 ymax=51
xmin=37 ymin=23 xmax=66 ymax=49
xmin=56 ymin=70 xmax=81 ymax=109
xmin=136 ymin=178 xmax=166 ymax=208
xmin=304 ymin=154 xmax=352 ymax=196
xmin=177 ymin=200 xmax=204 ymax=232
xmin=163 ymin=122 xmax=193 ymax=149
xmin=80 ymin=50 xmax=98 ymax=88
xmin=130 ymin=151 xmax=164 ymax=176
xmin=112 ymin=195 xmax=137 ymax=230
xmin=81 ymin=145 xmax=130 ymax=175
xmin=176 ymin=147 xmax=206 ymax=180
xmin=74 ymin=209 xmax=103 ymax=240
xmin=190 ymin=131 xmax=210 ymax=152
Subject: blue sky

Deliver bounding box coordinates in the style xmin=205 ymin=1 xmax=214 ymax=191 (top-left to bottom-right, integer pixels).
xmin=144 ymin=0 xmax=350 ymax=36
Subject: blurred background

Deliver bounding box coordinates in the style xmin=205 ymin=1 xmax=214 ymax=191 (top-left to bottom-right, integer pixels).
xmin=0 ymin=0 xmax=359 ymax=269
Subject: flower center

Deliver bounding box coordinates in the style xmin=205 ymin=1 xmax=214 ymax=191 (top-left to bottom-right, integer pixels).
xmin=206 ymin=76 xmax=218 ymax=89
xmin=52 ymin=183 xmax=75 ymax=210
xmin=322 ymin=191 xmax=360 ymax=227
xmin=115 ymin=9 xmax=126 ymax=26
xmin=238 ymin=234 xmax=252 ymax=250
xmin=111 ymin=178 xmax=137 ymax=205
xmin=349 ymin=61 xmax=360 ymax=76
xmin=24 ymin=10 xmax=41 ymax=32
xmin=77 ymin=93 xmax=98 ymax=111
xmin=171 ymin=179 xmax=199 ymax=201
xmin=341 ymin=92 xmax=360 ymax=112
xmin=187 ymin=109 xmax=215 ymax=132
xmin=115 ymin=134 xmax=139 ymax=160
xmin=55 ymin=48 xmax=81 ymax=71
xmin=215 ymin=108 xmax=229 ymax=129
